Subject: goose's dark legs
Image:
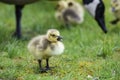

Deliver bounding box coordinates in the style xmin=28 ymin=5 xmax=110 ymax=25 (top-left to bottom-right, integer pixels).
xmin=13 ymin=5 xmax=24 ymax=39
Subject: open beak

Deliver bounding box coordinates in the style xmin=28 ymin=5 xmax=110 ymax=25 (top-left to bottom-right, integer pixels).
xmin=57 ymin=36 xmax=63 ymax=41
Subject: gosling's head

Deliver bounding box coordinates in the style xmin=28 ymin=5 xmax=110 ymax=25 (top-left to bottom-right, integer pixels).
xmin=55 ymin=0 xmax=68 ymax=11
xmin=46 ymin=29 xmax=63 ymax=42
xmin=111 ymin=0 xmax=120 ymax=10
xmin=55 ymin=0 xmax=76 ymax=11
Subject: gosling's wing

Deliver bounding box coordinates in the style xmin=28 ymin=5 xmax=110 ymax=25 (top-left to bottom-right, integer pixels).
xmin=36 ymin=38 xmax=50 ymax=51
xmin=63 ymin=9 xmax=81 ymax=22
xmin=28 ymin=35 xmax=44 ymax=51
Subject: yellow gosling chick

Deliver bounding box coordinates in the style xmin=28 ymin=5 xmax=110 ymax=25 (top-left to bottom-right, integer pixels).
xmin=111 ymin=0 xmax=120 ymax=24
xmin=27 ymin=29 xmax=64 ymax=72
xmin=55 ymin=0 xmax=84 ymax=29
xmin=55 ymin=0 xmax=68 ymax=25
xmin=66 ymin=0 xmax=84 ymax=23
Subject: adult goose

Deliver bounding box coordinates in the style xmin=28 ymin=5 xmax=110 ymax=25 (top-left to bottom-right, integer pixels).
xmin=83 ymin=0 xmax=107 ymax=33
xmin=0 ymin=0 xmax=57 ymax=39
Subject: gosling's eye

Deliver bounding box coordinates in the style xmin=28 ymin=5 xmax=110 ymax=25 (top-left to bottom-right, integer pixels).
xmin=51 ymin=34 xmax=56 ymax=37
xmin=68 ymin=2 xmax=73 ymax=7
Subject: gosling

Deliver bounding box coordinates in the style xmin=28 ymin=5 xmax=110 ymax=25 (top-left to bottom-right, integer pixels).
xmin=55 ymin=0 xmax=84 ymax=29
xmin=110 ymin=0 xmax=120 ymax=24
xmin=27 ymin=29 xmax=64 ymax=72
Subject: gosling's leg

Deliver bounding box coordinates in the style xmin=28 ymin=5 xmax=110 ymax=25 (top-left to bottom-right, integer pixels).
xmin=65 ymin=23 xmax=71 ymax=30
xmin=38 ymin=59 xmax=46 ymax=73
xmin=13 ymin=5 xmax=24 ymax=39
xmin=45 ymin=58 xmax=51 ymax=70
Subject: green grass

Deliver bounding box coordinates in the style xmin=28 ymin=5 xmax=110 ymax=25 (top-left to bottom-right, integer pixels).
xmin=0 ymin=0 xmax=120 ymax=80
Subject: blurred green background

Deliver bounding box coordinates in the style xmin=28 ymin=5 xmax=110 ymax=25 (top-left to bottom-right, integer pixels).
xmin=0 ymin=0 xmax=120 ymax=80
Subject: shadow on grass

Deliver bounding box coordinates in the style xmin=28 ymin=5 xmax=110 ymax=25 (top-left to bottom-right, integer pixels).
xmin=33 ymin=65 xmax=58 ymax=75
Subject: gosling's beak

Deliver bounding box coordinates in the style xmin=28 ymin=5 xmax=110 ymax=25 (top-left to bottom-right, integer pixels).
xmin=112 ymin=7 xmax=115 ymax=12
xmin=57 ymin=36 xmax=63 ymax=41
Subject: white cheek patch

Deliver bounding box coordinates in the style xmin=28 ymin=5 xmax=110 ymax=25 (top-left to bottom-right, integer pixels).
xmin=85 ymin=0 xmax=100 ymax=17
